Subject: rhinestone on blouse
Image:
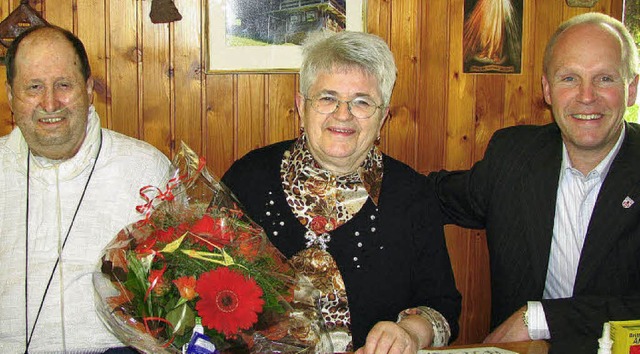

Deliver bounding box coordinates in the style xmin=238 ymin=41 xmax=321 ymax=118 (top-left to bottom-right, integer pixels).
xmin=370 ymin=215 xmax=376 ymax=220
xmin=354 ymin=231 xmax=360 ymax=236
xmin=370 ymin=227 xmax=376 ymax=232
xmin=273 ymin=231 xmax=279 ymax=236
xmin=266 ymin=211 xmax=271 ymax=216
xmin=353 ymin=257 xmax=358 ymax=261
xmin=357 ymin=242 xmax=363 ymax=247
xmin=279 ymin=221 xmax=285 ymax=226
xmin=269 ymin=200 xmax=274 ymax=205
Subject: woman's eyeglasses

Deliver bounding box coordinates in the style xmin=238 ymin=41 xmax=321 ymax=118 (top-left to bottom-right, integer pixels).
xmin=304 ymin=95 xmax=385 ymax=119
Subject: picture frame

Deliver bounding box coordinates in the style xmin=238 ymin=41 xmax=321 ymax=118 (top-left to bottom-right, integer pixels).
xmin=462 ymin=0 xmax=523 ymax=74
xmin=206 ymin=0 xmax=366 ymax=73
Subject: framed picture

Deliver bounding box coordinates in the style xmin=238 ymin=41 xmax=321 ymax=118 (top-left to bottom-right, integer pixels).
xmin=207 ymin=0 xmax=366 ymax=73
xmin=462 ymin=0 xmax=523 ymax=74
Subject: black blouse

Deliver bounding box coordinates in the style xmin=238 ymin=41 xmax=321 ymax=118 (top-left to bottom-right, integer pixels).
xmin=222 ymin=140 xmax=461 ymax=348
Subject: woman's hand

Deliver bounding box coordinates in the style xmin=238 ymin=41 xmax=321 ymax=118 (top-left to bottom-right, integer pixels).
xmin=355 ymin=315 xmax=433 ymax=354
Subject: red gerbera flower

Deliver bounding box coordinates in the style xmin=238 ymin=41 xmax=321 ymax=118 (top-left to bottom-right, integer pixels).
xmin=190 ymin=215 xmax=235 ymax=250
xmin=195 ymin=267 xmax=264 ymax=338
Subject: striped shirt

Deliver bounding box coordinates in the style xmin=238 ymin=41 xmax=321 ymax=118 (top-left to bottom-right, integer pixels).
xmin=527 ymin=124 xmax=625 ymax=340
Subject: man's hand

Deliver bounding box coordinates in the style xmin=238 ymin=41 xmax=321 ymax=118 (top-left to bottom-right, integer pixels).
xmin=355 ymin=316 xmax=432 ymax=354
xmin=483 ymin=306 xmax=531 ymax=343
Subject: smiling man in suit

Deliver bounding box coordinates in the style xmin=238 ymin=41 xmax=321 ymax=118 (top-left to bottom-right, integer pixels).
xmin=431 ymin=12 xmax=639 ymax=353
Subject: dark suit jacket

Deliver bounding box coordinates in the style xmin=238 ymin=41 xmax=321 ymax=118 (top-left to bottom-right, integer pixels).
xmin=431 ymin=122 xmax=640 ymax=352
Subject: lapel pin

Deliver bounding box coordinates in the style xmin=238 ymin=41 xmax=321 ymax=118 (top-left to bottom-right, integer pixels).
xmin=622 ymin=196 xmax=635 ymax=209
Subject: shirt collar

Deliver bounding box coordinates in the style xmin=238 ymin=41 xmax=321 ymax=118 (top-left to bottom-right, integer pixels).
xmin=561 ymin=123 xmax=625 ymax=181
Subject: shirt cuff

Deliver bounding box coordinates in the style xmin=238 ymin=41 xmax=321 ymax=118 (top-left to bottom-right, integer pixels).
xmin=397 ymin=306 xmax=451 ymax=347
xmin=526 ymin=301 xmax=551 ymax=340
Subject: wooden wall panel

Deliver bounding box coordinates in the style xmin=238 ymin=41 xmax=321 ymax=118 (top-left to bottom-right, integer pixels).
xmin=107 ymin=0 xmax=140 ymax=136
xmin=386 ymin=0 xmax=418 ymax=162
xmin=446 ymin=0 xmax=476 ymax=172
xmin=265 ymin=75 xmax=298 ymax=145
xmin=0 ymin=64 xmax=8 ymax=136
xmin=532 ymin=0 xmax=563 ymax=126
xmin=140 ymin=3 xmax=171 ymax=156
xmin=417 ymin=0 xmax=448 ymax=174
xmin=205 ymin=74 xmax=234 ymax=179
xmin=0 ymin=2 xmax=9 ymax=136
xmin=366 ymin=0 xmax=391 ymax=152
xmin=43 ymin=0 xmax=72 ymax=30
xmin=445 ymin=0 xmax=490 ymax=344
xmin=0 ymin=0 xmax=624 ymax=346
xmin=78 ymin=0 xmax=108 ymax=127
xmin=504 ymin=0 xmax=533 ymax=127
xmin=366 ymin=0 xmax=391 ymax=44
xmin=173 ymin=0 xmax=203 ymax=155
xmin=475 ymin=76 xmax=505 ymax=155
xmin=237 ymin=74 xmax=266 ymax=159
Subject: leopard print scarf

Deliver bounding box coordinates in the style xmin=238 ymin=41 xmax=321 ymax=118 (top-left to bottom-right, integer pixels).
xmin=281 ymin=134 xmax=383 ymax=250
xmin=281 ymin=134 xmax=383 ymax=351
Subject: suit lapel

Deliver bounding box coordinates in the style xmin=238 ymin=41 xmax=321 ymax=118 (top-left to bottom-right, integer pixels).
xmin=522 ymin=125 xmax=563 ymax=288
xmin=575 ymin=123 xmax=640 ymax=292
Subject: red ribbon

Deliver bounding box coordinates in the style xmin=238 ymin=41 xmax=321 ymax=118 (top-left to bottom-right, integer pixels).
xmin=142 ymin=316 xmax=176 ymax=348
xmin=136 ymin=156 xmax=206 ymax=222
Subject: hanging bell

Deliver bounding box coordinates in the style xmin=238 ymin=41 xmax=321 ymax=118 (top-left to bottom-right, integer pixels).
xmin=150 ymin=0 xmax=183 ymax=24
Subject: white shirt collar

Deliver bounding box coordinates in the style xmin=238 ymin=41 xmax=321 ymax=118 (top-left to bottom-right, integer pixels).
xmin=561 ymin=123 xmax=626 ymax=181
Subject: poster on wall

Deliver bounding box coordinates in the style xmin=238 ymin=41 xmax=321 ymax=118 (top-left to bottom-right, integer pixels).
xmin=462 ymin=0 xmax=523 ymax=74
xmin=207 ymin=0 xmax=366 ymax=73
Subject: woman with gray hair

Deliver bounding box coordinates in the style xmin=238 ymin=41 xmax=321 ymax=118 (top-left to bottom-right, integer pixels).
xmin=222 ymin=30 xmax=460 ymax=353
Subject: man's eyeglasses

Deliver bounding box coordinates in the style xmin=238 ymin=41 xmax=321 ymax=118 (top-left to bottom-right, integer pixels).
xmin=304 ymin=94 xmax=385 ymax=119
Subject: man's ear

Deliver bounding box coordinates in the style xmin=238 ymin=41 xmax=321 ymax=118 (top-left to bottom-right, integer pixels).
xmin=86 ymin=77 xmax=94 ymax=103
xmin=541 ymin=75 xmax=552 ymax=105
xmin=6 ymin=82 xmax=13 ymax=111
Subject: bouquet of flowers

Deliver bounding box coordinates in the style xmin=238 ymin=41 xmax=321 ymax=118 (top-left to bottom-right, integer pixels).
xmin=93 ymin=143 xmax=331 ymax=353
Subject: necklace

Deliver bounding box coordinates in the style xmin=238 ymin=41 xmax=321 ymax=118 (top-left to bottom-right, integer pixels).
xmin=24 ymin=130 xmax=103 ymax=353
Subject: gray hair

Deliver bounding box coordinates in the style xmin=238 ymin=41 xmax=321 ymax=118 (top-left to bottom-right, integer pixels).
xmin=543 ymin=12 xmax=639 ymax=81
xmin=299 ymin=31 xmax=397 ymax=106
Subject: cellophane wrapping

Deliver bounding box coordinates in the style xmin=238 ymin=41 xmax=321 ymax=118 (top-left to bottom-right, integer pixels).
xmin=93 ymin=143 xmax=332 ymax=353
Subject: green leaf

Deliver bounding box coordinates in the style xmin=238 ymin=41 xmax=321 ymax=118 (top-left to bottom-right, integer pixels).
xmin=125 ymin=253 xmax=149 ymax=298
xmin=166 ymin=302 xmax=195 ymax=336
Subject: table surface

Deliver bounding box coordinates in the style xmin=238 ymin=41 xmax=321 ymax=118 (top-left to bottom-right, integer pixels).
xmin=441 ymin=340 xmax=550 ymax=354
